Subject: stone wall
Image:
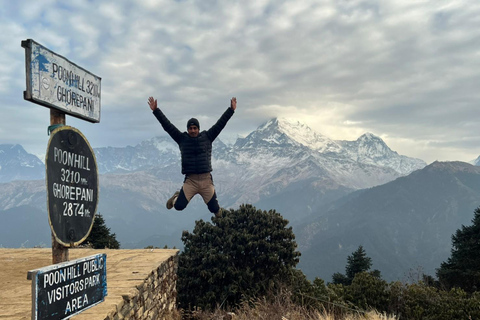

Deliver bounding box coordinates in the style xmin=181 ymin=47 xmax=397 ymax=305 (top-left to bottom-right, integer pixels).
xmin=105 ymin=252 xmax=179 ymax=320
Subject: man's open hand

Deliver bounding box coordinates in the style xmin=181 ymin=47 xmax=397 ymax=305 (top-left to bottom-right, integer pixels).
xmin=148 ymin=97 xmax=158 ymax=111
xmin=230 ymin=97 xmax=237 ymax=111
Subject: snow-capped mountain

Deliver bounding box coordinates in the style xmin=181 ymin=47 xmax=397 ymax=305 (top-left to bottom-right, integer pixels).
xmin=94 ymin=136 xmax=181 ymax=174
xmin=0 ymin=144 xmax=44 ymax=183
xmin=337 ymin=132 xmax=427 ymax=175
xmin=471 ymin=155 xmax=480 ymax=166
xmin=87 ymin=118 xmax=426 ymax=215
xmin=94 ymin=136 xmax=230 ymax=175
xmin=94 ymin=117 xmax=425 ymax=182
xmin=222 ymin=118 xmax=425 ymax=190
xmin=235 ymin=118 xmax=342 ymax=153
xmin=0 ymin=117 xmax=427 ymax=245
xmin=0 ymin=118 xmax=425 ymax=212
xmin=230 ymin=117 xmax=425 ymax=176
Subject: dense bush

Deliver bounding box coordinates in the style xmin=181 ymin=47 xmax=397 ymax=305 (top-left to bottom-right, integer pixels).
xmin=177 ymin=204 xmax=301 ymax=311
xmin=324 ymin=274 xmax=480 ymax=320
xmin=346 ymin=272 xmax=389 ymax=312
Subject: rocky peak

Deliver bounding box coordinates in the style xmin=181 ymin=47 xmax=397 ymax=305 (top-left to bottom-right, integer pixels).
xmin=0 ymin=144 xmax=45 ymax=183
xmin=355 ymin=132 xmax=396 ymax=159
xmin=471 ymin=156 xmax=480 ymax=166
xmin=235 ymin=117 xmax=341 ymax=153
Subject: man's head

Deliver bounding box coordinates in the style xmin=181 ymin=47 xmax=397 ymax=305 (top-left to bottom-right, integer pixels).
xmin=187 ymin=118 xmax=200 ymax=137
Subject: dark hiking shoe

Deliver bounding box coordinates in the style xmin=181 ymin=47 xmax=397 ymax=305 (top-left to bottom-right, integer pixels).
xmin=214 ymin=208 xmax=224 ymax=218
xmin=166 ymin=191 xmax=180 ymax=209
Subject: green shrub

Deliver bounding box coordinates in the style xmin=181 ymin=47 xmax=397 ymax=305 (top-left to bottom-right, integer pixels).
xmin=177 ymin=204 xmax=301 ymax=311
xmin=346 ymin=272 xmax=389 ymax=312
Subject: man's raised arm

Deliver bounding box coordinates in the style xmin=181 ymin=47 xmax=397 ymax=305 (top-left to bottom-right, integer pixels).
xmin=207 ymin=97 xmax=237 ymax=142
xmin=148 ymin=96 xmax=182 ymax=143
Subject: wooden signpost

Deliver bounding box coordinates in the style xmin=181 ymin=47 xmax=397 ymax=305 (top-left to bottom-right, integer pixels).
xmin=22 ymin=38 xmax=102 ymax=262
xmin=22 ymin=39 xmax=104 ymax=319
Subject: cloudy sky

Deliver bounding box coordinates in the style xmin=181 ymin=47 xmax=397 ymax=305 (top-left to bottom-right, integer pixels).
xmin=1 ymin=0 xmax=479 ymax=164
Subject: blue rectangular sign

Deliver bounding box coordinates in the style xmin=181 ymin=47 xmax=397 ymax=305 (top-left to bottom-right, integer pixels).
xmin=28 ymin=254 xmax=107 ymax=320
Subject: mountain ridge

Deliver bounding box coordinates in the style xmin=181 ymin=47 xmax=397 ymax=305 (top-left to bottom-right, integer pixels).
xmin=0 ymin=117 xmax=429 ymax=239
xmin=1 ymin=122 xmax=480 ymax=282
xmin=297 ymin=160 xmax=480 ymax=281
xmin=0 ymin=144 xmax=44 ymax=183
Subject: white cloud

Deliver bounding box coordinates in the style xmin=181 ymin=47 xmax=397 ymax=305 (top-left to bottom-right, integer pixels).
xmin=0 ymin=0 xmax=479 ymax=163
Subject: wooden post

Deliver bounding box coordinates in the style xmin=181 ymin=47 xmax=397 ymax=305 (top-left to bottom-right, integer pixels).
xmin=50 ymin=108 xmax=68 ymax=264
xmin=50 ymin=108 xmax=65 ymax=126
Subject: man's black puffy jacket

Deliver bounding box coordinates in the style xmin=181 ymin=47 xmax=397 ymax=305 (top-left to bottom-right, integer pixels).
xmin=153 ymin=107 xmax=234 ymax=174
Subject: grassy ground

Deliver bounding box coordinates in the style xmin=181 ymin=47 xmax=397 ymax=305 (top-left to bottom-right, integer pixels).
xmin=189 ymin=308 xmax=396 ymax=320
xmin=180 ymin=294 xmax=397 ymax=320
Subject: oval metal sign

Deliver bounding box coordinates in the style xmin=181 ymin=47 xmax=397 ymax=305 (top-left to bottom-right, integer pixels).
xmin=46 ymin=126 xmax=99 ymax=247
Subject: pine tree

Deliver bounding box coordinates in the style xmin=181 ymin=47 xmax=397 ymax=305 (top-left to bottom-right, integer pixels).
xmin=332 ymin=245 xmax=380 ymax=285
xmin=85 ymin=213 xmax=120 ymax=249
xmin=436 ymin=207 xmax=480 ymax=292
xmin=346 ymin=245 xmax=372 ymax=280
xmin=177 ymin=204 xmax=301 ymax=311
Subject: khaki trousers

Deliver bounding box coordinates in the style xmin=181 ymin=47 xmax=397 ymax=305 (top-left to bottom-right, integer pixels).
xmin=182 ymin=173 xmax=215 ymax=203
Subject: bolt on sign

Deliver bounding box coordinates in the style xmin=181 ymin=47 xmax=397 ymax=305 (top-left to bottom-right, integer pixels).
xmin=22 ymin=39 xmax=101 ymax=123
xmin=46 ymin=126 xmax=99 ymax=247
xmin=28 ymin=254 xmax=107 ymax=320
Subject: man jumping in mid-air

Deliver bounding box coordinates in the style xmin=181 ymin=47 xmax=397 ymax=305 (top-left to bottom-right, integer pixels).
xmin=148 ymin=96 xmax=237 ymax=217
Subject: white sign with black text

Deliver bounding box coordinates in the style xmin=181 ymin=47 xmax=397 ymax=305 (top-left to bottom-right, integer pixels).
xmin=22 ymin=39 xmax=101 ymax=123
xmin=28 ymin=254 xmax=107 ymax=320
